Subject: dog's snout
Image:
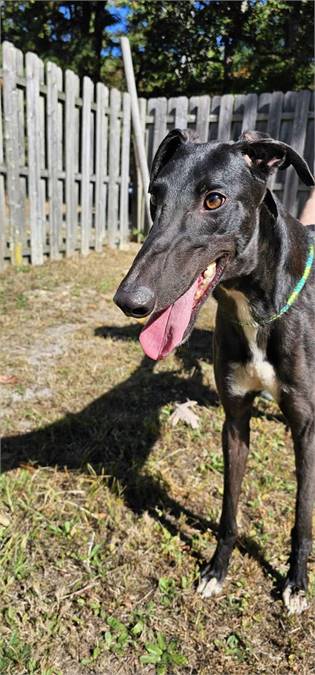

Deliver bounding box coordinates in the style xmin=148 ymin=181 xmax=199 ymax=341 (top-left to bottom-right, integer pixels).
xmin=114 ymin=284 xmax=155 ymax=318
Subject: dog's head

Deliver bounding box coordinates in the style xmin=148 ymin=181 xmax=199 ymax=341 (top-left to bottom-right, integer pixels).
xmin=114 ymin=129 xmax=314 ymax=359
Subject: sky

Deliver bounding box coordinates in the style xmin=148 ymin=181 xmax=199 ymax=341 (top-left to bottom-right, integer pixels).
xmin=107 ymin=4 xmax=130 ymax=34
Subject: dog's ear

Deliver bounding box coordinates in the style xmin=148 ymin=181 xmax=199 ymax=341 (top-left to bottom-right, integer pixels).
xmin=263 ymin=188 xmax=278 ymax=219
xmin=238 ymin=131 xmax=314 ymax=187
xmin=239 ymin=130 xmax=272 ymax=143
xmin=149 ymin=128 xmax=199 ymax=186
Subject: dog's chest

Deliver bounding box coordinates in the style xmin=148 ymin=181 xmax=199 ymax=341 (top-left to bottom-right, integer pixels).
xmin=225 ymin=290 xmax=280 ymax=400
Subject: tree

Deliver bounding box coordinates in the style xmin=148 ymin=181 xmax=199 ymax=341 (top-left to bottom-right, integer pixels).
xmin=121 ymin=0 xmax=314 ymax=95
xmin=1 ymin=1 xmax=119 ymax=82
xmin=1 ymin=0 xmax=313 ymax=94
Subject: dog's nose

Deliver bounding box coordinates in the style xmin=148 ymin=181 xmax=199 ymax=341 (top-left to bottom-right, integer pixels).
xmin=114 ymin=285 xmax=155 ymax=318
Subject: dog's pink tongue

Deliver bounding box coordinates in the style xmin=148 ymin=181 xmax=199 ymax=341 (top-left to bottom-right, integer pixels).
xmin=140 ymin=279 xmax=198 ymax=360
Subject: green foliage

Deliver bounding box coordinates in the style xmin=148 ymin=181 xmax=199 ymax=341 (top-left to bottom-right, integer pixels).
xmin=1 ymin=1 xmax=119 ymax=82
xmin=1 ymin=1 xmax=313 ymax=94
xmin=198 ymin=451 xmax=224 ymax=475
xmin=140 ymin=632 xmax=188 ymax=674
xmin=80 ymin=614 xmax=187 ymax=673
xmin=81 ymin=615 xmax=136 ymax=663
xmin=15 ymin=292 xmax=28 ymax=310
xmin=158 ymin=576 xmax=177 ymax=605
xmin=0 ymin=632 xmax=32 ymax=673
xmin=124 ymin=0 xmax=314 ymax=95
xmin=81 ymin=613 xmax=187 ymax=673
xmin=214 ymin=631 xmax=250 ymax=662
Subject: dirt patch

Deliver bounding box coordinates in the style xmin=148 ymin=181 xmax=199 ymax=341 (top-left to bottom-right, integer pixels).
xmin=0 ymin=249 xmax=314 ymax=674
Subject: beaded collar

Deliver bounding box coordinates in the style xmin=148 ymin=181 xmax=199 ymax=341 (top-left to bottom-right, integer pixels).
xmin=225 ymin=242 xmax=314 ymax=328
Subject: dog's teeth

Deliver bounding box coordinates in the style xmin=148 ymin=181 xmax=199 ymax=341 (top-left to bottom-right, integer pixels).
xmin=204 ymin=262 xmax=216 ymax=279
xmin=135 ymin=317 xmax=147 ymax=324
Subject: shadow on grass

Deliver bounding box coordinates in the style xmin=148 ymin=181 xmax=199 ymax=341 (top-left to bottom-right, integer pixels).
xmin=1 ymin=324 xmax=284 ymax=586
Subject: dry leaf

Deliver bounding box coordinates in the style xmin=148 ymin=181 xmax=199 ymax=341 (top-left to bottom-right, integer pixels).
xmin=0 ymin=374 xmax=18 ymax=384
xmin=169 ymin=400 xmax=200 ymax=429
xmin=0 ymin=513 xmax=10 ymax=527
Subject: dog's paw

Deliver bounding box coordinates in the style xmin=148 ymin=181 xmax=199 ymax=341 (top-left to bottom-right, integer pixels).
xmin=197 ymin=574 xmax=222 ymax=599
xmin=282 ymin=585 xmax=309 ymax=615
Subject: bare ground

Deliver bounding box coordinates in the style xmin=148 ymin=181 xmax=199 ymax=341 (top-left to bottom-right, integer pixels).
xmin=0 ymin=248 xmax=314 ymax=675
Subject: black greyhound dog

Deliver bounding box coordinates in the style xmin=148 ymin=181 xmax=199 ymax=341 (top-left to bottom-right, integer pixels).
xmin=114 ymin=129 xmax=315 ymax=614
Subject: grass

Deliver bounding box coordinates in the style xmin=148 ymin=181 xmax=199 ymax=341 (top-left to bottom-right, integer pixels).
xmin=0 ymin=247 xmax=314 ymax=674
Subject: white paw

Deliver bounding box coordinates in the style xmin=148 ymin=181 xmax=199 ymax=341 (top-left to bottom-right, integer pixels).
xmin=283 ymin=586 xmax=309 ymax=615
xmin=197 ymin=575 xmax=223 ymax=598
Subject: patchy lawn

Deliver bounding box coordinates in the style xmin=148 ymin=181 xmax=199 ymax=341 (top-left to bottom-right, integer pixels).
xmin=0 ymin=247 xmax=314 ymax=675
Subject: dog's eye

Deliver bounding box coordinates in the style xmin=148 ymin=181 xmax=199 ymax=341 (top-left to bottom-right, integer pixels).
xmin=204 ymin=192 xmax=225 ymax=210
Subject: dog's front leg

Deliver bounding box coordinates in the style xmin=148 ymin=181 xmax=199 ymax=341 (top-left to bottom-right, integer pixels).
xmin=198 ymin=405 xmax=252 ymax=598
xmin=282 ymin=413 xmax=315 ymax=614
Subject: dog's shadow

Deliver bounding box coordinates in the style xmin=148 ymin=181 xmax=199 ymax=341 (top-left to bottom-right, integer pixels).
xmin=2 ymin=324 xmax=283 ymax=588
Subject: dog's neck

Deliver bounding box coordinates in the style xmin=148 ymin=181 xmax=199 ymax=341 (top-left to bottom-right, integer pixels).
xmin=217 ymin=196 xmax=312 ymax=324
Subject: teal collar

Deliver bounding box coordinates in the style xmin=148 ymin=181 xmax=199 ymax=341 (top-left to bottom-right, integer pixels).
xmin=226 ymin=242 xmax=314 ymax=328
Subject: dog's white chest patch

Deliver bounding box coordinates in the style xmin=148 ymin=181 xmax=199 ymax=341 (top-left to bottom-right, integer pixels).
xmin=225 ymin=290 xmax=280 ymax=400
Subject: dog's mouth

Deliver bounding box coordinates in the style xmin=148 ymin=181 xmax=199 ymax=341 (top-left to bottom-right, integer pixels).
xmin=139 ymin=255 xmax=229 ymax=360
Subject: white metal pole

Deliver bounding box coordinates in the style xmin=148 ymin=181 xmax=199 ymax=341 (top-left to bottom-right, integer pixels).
xmin=120 ymin=36 xmax=152 ymax=227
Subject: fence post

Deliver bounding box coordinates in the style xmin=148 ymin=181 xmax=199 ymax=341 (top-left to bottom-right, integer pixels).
xmin=2 ymin=42 xmax=24 ymax=265
xmin=121 ymin=37 xmax=151 ymax=226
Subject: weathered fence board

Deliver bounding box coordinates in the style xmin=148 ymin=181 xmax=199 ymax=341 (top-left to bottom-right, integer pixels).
xmin=107 ymin=88 xmax=121 ymax=248
xmin=120 ymin=92 xmax=131 ymax=247
xmin=3 ymin=42 xmax=24 ymax=265
xmin=135 ymin=97 xmax=147 ymax=238
xmin=0 ymin=83 xmax=6 ymax=271
xmin=47 ymin=61 xmax=63 ymax=260
xmin=95 ymin=82 xmax=109 ymax=252
xmin=283 ymin=90 xmax=311 ymax=216
xmin=241 ymin=93 xmax=258 ymax=132
xmin=267 ymin=91 xmax=284 ymax=138
xmin=65 ymin=69 xmax=79 ymax=257
xmin=0 ymin=41 xmax=313 ymax=268
xmin=81 ymin=76 xmax=94 ymax=256
xmin=267 ymin=91 xmax=284 ymax=189
xmin=209 ymin=95 xmax=221 ymax=140
xmin=190 ymin=95 xmax=210 ymax=142
xmin=168 ymin=96 xmax=188 ymax=129
xmin=217 ymin=94 xmax=234 ymax=140
xmin=16 ymin=49 xmax=25 ymax=169
xmin=148 ymin=97 xmax=167 ymax=158
xmin=26 ymin=51 xmax=44 ymax=265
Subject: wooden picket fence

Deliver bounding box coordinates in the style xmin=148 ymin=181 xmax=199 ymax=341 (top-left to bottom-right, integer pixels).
xmin=0 ymin=41 xmax=314 ymax=268
xmin=0 ymin=41 xmax=131 ymax=269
